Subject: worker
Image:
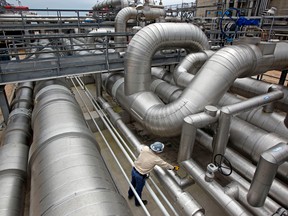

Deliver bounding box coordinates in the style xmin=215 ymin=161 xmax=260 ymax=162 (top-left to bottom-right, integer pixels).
xmin=128 ymin=141 xmax=180 ymax=206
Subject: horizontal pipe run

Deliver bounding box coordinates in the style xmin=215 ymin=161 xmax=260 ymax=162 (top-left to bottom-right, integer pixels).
xmin=98 ymin=96 xmax=205 ymax=216
xmin=196 ymin=129 xmax=288 ymax=208
xmin=182 ymin=159 xmax=252 ymax=216
xmin=29 ymin=80 xmax=132 ymax=216
xmin=225 ymin=182 xmax=275 ymax=216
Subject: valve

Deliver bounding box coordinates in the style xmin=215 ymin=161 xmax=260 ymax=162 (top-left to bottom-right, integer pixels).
xmin=205 ymin=154 xmax=233 ymax=182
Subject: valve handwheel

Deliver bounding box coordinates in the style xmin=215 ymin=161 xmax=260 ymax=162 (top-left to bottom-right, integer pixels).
xmin=219 ymin=7 xmax=241 ymax=42
xmin=213 ymin=154 xmax=233 ymax=176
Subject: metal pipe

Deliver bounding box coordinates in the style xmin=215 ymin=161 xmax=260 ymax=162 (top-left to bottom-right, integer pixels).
xmin=28 ymin=79 xmax=132 ymax=216
xmin=125 ymin=23 xmax=210 ymax=95
xmin=225 ymin=182 xmax=275 ymax=216
xmin=178 ymin=106 xmax=218 ymax=162
xmin=173 ymin=50 xmax=214 ymax=88
xmin=247 ymin=142 xmax=288 ymax=207
xmin=218 ymin=92 xmax=288 ymax=139
xmin=182 ymin=159 xmax=252 ymax=216
xmin=92 ymin=0 xmax=129 ymax=10
xmin=0 ymin=82 xmax=33 ymax=216
xmin=212 ymin=108 xmax=231 ymax=163
xmin=122 ymin=32 xmax=288 ymax=136
xmin=97 ymin=96 xmax=205 ymax=216
xmin=229 ymin=118 xmax=288 ymax=182
xmin=196 ymin=129 xmax=288 ymax=209
xmin=114 ymin=7 xmax=166 ymax=51
xmin=231 ymin=77 xmax=288 ymax=111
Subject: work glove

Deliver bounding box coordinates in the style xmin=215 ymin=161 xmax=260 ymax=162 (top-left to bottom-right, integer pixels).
xmin=173 ymin=166 xmax=180 ymax=171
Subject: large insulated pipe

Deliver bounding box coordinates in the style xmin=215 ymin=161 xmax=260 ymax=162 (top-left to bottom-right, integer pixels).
xmin=28 ymin=80 xmax=132 ymax=216
xmin=114 ymin=7 xmax=166 ymax=51
xmin=173 ymin=51 xmax=214 ymax=88
xmin=178 ymin=89 xmax=283 ymax=162
xmin=247 ymin=142 xmax=288 ymax=207
xmin=151 ymin=77 xmax=288 ymax=139
xmin=0 ymin=82 xmax=33 ymax=216
xmin=229 ymin=118 xmax=288 ymax=182
xmin=125 ymin=23 xmax=210 ymax=95
xmin=230 ymin=77 xmax=288 ymax=111
xmin=122 ymin=30 xmax=288 ymax=136
xmin=182 ymin=159 xmax=252 ymax=216
xmin=219 ymin=92 xmax=288 ymax=139
xmin=92 ymin=0 xmax=129 ymax=10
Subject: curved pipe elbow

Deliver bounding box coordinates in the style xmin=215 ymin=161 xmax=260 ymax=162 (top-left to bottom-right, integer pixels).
xmin=125 ymin=23 xmax=210 ymax=95
xmin=247 ymin=142 xmax=288 ymax=207
xmin=115 ymin=7 xmax=165 ymax=51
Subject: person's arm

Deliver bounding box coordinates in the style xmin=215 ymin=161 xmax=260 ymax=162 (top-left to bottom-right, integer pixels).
xmin=154 ymin=156 xmax=174 ymax=170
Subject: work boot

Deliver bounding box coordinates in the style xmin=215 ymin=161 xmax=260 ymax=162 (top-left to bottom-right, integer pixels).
xmin=136 ymin=200 xmax=148 ymax=206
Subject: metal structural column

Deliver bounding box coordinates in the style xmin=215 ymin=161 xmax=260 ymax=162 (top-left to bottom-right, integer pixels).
xmin=0 ymin=85 xmax=10 ymax=123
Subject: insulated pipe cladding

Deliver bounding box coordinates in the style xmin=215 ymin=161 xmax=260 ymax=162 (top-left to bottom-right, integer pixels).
xmin=247 ymin=142 xmax=288 ymax=207
xmin=0 ymin=82 xmax=33 ymax=216
xmin=28 ymin=80 xmax=132 ymax=216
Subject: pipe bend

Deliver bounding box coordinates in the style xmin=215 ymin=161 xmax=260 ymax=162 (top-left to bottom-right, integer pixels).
xmin=125 ymin=22 xmax=210 ymax=95
xmin=247 ymin=142 xmax=288 ymax=207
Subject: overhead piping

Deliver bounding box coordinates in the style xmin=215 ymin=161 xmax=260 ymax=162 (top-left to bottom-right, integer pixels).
xmin=119 ymin=25 xmax=288 ymax=136
xmin=92 ymin=0 xmax=129 ymax=10
xmin=114 ymin=7 xmax=166 ymax=51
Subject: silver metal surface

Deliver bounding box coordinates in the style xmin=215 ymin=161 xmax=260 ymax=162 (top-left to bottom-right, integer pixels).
xmin=196 ymin=129 xmax=288 ymax=209
xmin=229 ymin=118 xmax=288 ymax=182
xmin=0 ymin=82 xmax=33 ymax=216
xmin=98 ymin=96 xmax=205 ymax=216
xmin=92 ymin=0 xmax=129 ymax=10
xmin=125 ymin=22 xmax=210 ymax=95
xmin=247 ymin=142 xmax=288 ymax=207
xmin=115 ymin=7 xmax=166 ymax=51
xmin=173 ymin=50 xmax=214 ymax=87
xmin=182 ymin=159 xmax=252 ymax=216
xmin=28 ymin=80 xmax=132 ymax=216
xmin=231 ymin=77 xmax=288 ymax=111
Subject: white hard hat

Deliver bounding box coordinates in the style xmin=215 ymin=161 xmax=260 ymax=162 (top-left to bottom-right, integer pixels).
xmin=150 ymin=142 xmax=164 ymax=153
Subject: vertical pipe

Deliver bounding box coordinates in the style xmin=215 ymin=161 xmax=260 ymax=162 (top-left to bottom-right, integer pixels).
xmin=212 ymin=108 xmax=231 ymax=163
xmin=182 ymin=159 xmax=252 ymax=216
xmin=247 ymin=142 xmax=288 ymax=207
xmin=178 ymin=106 xmax=218 ymax=163
xmin=0 ymin=85 xmax=10 ymax=124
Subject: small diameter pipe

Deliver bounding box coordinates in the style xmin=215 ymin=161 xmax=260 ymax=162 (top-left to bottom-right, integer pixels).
xmin=179 ymin=89 xmax=283 ymax=163
xmin=96 ymin=96 xmax=204 ymax=216
xmin=196 ymin=129 xmax=288 ymax=209
xmin=70 ymin=78 xmax=151 ymax=215
xmin=221 ymin=88 xmax=284 ymax=115
xmin=75 ymin=77 xmax=177 ymax=215
xmin=247 ymin=142 xmax=288 ymax=207
xmin=182 ymin=159 xmax=252 ymax=216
